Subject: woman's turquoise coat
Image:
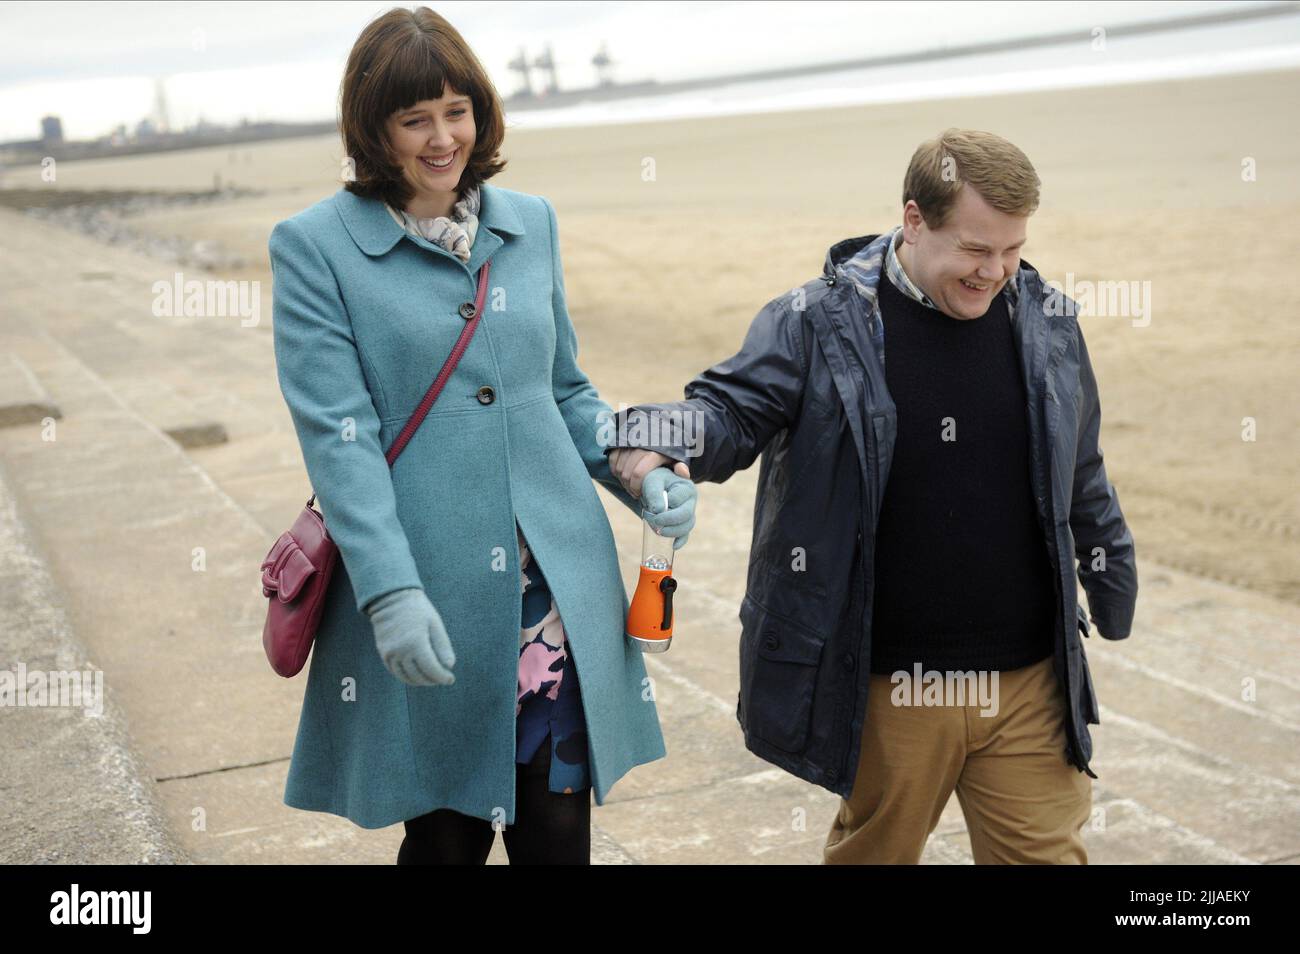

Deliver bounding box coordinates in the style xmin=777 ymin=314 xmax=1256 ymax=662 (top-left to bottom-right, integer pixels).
xmin=268 ymin=182 xmax=666 ymax=829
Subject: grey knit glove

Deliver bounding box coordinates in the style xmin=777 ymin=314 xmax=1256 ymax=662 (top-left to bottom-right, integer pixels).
xmin=364 ymin=587 xmax=456 ymax=686
xmin=641 ymin=467 xmax=697 ymax=550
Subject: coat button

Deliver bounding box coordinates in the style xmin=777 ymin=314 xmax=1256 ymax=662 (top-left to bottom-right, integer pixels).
xmin=458 ymin=301 xmax=477 ymax=320
xmin=476 ymin=386 xmax=495 ymax=405
xmin=825 ymin=767 xmax=840 ymax=784
xmin=841 ymin=652 xmax=856 ymax=671
xmin=762 ymin=633 xmax=779 ymax=652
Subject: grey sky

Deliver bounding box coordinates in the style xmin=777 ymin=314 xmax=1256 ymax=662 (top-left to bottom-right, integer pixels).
xmin=0 ymin=0 xmax=1284 ymax=140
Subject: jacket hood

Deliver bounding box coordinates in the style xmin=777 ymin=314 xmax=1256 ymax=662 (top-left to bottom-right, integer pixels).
xmin=823 ymin=234 xmax=880 ymax=277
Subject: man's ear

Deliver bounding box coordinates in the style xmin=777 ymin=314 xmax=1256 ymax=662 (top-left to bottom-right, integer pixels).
xmin=901 ymin=200 xmax=925 ymax=243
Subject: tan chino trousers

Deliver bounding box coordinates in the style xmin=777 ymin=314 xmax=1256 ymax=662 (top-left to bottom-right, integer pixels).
xmin=823 ymin=655 xmax=1091 ymax=864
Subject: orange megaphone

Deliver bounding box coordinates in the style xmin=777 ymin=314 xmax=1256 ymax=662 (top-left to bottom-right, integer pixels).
xmin=627 ymin=490 xmax=678 ymax=653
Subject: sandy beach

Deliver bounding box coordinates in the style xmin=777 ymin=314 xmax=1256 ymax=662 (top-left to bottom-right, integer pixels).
xmin=7 ymin=66 xmax=1299 ymax=608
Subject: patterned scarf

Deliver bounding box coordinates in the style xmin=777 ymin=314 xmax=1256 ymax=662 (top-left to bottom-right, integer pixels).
xmin=385 ymin=184 xmax=480 ymax=262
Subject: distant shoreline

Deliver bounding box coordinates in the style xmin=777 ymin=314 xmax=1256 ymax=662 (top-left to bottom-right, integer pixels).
xmin=5 ymin=1 xmax=1297 ymax=168
xmin=502 ymin=0 xmax=1299 ymax=110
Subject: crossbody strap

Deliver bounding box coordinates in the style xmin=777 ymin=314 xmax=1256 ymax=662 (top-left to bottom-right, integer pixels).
xmin=385 ymin=258 xmax=493 ymax=465
xmin=306 ymin=258 xmax=492 ymax=509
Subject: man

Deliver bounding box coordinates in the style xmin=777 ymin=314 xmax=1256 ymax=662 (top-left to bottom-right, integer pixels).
xmin=604 ymin=129 xmax=1137 ymax=864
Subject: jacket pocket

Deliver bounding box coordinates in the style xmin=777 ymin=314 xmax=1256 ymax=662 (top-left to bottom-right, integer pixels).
xmin=738 ymin=593 xmax=827 ymax=753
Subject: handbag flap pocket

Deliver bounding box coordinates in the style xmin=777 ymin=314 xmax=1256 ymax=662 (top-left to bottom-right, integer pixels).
xmin=275 ymin=544 xmax=317 ymax=602
xmin=261 ymin=532 xmax=317 ymax=602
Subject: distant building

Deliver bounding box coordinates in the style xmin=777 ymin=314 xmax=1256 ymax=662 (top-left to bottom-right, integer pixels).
xmin=40 ymin=115 xmax=63 ymax=146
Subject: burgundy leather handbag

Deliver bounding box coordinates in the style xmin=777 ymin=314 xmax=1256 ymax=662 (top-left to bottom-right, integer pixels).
xmin=260 ymin=259 xmax=493 ymax=677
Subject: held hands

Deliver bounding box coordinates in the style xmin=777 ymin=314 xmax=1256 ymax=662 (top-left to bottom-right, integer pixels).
xmin=610 ymin=448 xmax=690 ymax=499
xmin=365 ymin=587 xmax=456 ymax=686
xmin=640 ymin=466 xmax=698 ymax=551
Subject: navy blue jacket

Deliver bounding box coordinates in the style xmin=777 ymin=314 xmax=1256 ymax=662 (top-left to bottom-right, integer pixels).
xmin=606 ymin=231 xmax=1138 ymax=793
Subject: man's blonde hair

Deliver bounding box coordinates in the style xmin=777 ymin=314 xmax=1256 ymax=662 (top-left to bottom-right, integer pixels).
xmin=903 ymin=128 xmax=1040 ymax=229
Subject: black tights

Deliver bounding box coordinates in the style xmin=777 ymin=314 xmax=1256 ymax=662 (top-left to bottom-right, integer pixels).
xmin=397 ymin=734 xmax=591 ymax=865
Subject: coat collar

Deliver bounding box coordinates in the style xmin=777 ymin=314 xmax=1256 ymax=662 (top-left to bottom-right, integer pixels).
xmin=334 ymin=182 xmax=525 ymax=258
xmin=814 ymin=230 xmax=1058 ymax=436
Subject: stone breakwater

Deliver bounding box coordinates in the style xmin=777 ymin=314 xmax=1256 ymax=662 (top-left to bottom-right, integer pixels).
xmin=0 ymin=186 xmax=260 ymax=271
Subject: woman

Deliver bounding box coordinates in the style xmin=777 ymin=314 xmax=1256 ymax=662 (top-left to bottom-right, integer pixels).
xmin=269 ymin=6 xmax=697 ymax=864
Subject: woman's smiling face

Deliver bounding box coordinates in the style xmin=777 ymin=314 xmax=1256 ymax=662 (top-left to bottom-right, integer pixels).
xmin=384 ymin=88 xmax=476 ymax=214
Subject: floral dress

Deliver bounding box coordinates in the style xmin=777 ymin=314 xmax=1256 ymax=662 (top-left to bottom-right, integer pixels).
xmin=386 ymin=193 xmax=592 ymax=796
xmin=514 ymin=524 xmax=591 ymax=794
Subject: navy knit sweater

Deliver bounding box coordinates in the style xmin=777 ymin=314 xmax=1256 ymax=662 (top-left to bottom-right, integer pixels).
xmin=868 ymin=273 xmax=1057 ymax=675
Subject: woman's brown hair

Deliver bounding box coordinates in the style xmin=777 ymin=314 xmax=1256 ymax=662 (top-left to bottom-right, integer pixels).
xmin=339 ymin=6 xmax=507 ymax=209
